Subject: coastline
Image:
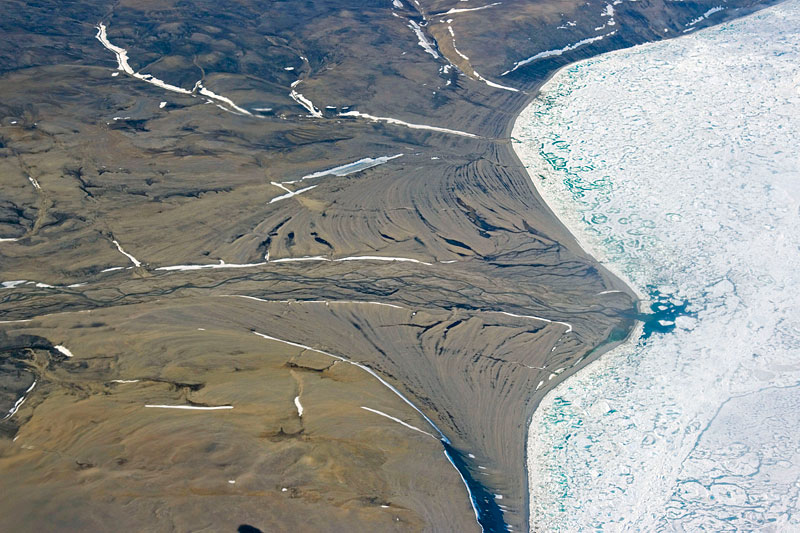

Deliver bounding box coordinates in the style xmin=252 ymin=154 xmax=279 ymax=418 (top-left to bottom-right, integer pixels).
xmin=503 ymin=9 xmax=767 ymax=528
xmin=509 ymin=2 xmax=800 ymax=528
xmin=503 ymin=48 xmax=647 ymax=533
xmin=0 ymin=1 xmax=788 ymax=531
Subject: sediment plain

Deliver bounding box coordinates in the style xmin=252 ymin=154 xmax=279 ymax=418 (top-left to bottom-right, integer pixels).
xmin=0 ymin=0 xmax=775 ymax=530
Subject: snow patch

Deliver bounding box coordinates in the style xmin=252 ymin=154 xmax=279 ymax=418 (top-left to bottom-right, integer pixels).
xmin=54 ymin=345 xmax=74 ymax=358
xmin=339 ymin=110 xmax=478 ymax=138
xmin=502 ymin=32 xmax=615 ymax=76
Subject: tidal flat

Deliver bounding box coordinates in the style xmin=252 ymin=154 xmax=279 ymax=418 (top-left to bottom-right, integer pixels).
xmin=0 ymin=0 xmax=778 ymax=530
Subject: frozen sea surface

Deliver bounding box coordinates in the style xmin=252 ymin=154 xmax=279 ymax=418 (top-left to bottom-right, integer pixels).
xmin=513 ymin=1 xmax=800 ymax=531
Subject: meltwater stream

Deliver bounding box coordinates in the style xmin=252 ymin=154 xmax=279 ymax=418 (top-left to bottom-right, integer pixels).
xmin=513 ymin=2 xmax=800 ymax=531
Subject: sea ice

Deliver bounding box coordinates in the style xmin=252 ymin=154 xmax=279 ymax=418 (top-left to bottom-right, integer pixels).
xmin=515 ymin=2 xmax=800 ymax=530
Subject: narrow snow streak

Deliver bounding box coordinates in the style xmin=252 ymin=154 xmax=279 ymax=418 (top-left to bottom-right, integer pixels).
xmin=361 ymin=406 xmax=437 ymax=438
xmin=446 ymin=23 xmax=518 ymax=92
xmin=491 ymin=310 xmax=573 ymax=333
xmin=156 ymin=253 xmax=434 ymax=272
xmin=408 ymin=20 xmax=440 ymax=58
xmin=335 ymin=255 xmax=432 ymax=266
xmin=339 ymin=111 xmax=479 ymax=138
xmin=156 ymin=262 xmax=266 ymax=271
xmin=450 ymin=26 xmax=471 ymax=61
xmin=270 ymin=256 xmax=328 ymax=263
xmin=145 ymin=405 xmax=233 ymax=410
xmin=294 ymin=396 xmax=304 ymax=417
xmin=271 ymin=181 xmax=292 ymax=194
xmin=96 ymin=24 xmax=191 ymax=94
xmin=289 ymin=90 xmax=323 ymax=117
xmin=502 ymin=32 xmax=615 ymax=75
xmin=444 ymin=447 xmax=483 ymax=526
xmin=197 ymin=82 xmax=253 ymax=116
xmin=3 ymin=381 xmax=36 ymax=420
xmin=112 ymin=239 xmax=142 ymax=267
xmin=95 ymin=23 xmax=252 ymax=116
xmin=281 ymin=154 xmax=403 ymax=185
xmin=597 ymin=289 xmax=624 ymax=295
xmin=442 ymin=2 xmax=501 ymax=15
xmin=268 ymin=255 xmax=431 ymax=265
xmin=252 ymin=331 xmax=446 ymax=439
xmin=231 ymin=295 xmax=406 ymax=309
xmin=473 ymin=71 xmax=520 ymax=92
xmin=3 ymin=280 xmax=83 ymax=291
xmin=269 ymin=184 xmax=318 ymax=204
